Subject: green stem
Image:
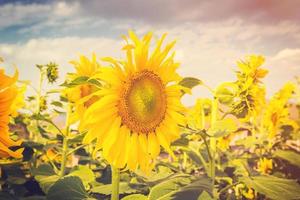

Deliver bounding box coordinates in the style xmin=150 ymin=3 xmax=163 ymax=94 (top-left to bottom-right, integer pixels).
xmin=59 ymin=104 xmax=71 ymax=177
xmin=67 ymin=143 xmax=89 ymax=156
xmin=210 ymin=100 xmax=218 ymax=199
xmin=211 ymin=151 xmax=216 ymax=198
xmin=111 ymin=166 xmax=120 ymax=200
xmin=59 ymin=136 xmax=68 ymax=177
xmin=219 ymin=182 xmax=239 ymax=195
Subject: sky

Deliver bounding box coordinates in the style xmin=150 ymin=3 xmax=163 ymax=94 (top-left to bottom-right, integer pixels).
xmin=0 ymin=0 xmax=300 ymax=105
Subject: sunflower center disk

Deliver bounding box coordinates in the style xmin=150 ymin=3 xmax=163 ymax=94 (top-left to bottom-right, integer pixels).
xmin=118 ymin=70 xmax=167 ymax=133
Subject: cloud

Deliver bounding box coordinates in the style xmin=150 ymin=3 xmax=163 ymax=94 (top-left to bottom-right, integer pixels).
xmin=0 ymin=0 xmax=299 ymax=105
xmin=264 ymin=48 xmax=300 ymax=95
xmin=53 ymin=1 xmax=80 ymax=17
xmin=1 ymin=0 xmax=300 ymax=36
xmin=77 ymin=0 xmax=300 ymax=24
xmin=0 ymin=3 xmax=50 ymax=29
xmin=0 ymin=37 xmax=121 ymax=95
xmin=1 ymin=18 xmax=299 ymax=105
xmin=0 ymin=1 xmax=80 ymax=31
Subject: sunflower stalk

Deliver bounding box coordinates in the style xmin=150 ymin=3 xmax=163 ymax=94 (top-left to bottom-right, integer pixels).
xmin=30 ymin=66 xmax=45 ymax=169
xmin=31 ymin=66 xmax=45 ymax=141
xmin=60 ymin=136 xmax=68 ymax=177
xmin=210 ymin=99 xmax=218 ymax=199
xmin=111 ymin=166 xmax=120 ymax=200
xmin=59 ymin=104 xmax=72 ymax=177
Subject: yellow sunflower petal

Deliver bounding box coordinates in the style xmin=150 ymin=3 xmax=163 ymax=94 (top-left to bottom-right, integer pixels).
xmin=148 ymin=133 xmax=160 ymax=158
xmin=127 ymin=133 xmax=138 ymax=170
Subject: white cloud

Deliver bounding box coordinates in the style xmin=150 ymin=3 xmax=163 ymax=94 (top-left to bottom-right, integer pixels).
xmin=271 ymin=48 xmax=300 ymax=66
xmin=0 ymin=18 xmax=299 ymax=106
xmin=264 ymin=48 xmax=300 ymax=95
xmin=0 ymin=3 xmax=51 ymax=29
xmin=53 ymin=1 xmax=80 ymax=17
xmin=0 ymin=37 xmax=121 ymax=95
xmin=0 ymin=1 xmax=81 ymax=31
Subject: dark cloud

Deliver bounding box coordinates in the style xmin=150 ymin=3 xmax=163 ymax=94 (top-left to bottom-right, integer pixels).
xmin=0 ymin=0 xmax=51 ymax=5
xmin=77 ymin=0 xmax=300 ymax=24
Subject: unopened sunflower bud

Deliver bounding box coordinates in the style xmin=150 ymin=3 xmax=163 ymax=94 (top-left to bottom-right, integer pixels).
xmin=46 ymin=62 xmax=59 ymax=83
xmin=39 ymin=96 xmax=48 ymax=111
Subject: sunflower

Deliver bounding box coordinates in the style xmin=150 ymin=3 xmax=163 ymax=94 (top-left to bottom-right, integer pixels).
xmin=263 ymin=82 xmax=297 ymax=138
xmin=64 ymin=54 xmax=102 ymax=123
xmin=0 ymin=68 xmax=23 ymax=158
xmin=81 ymin=31 xmax=186 ymax=173
xmin=233 ymin=55 xmax=267 ymax=120
xmin=256 ymin=157 xmax=272 ymax=174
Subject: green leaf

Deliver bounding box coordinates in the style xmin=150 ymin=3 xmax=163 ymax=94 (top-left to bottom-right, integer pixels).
xmin=148 ymin=176 xmax=191 ymax=200
xmin=87 ymin=79 xmax=102 ymax=87
xmin=61 ymin=76 xmax=89 ymax=87
xmin=4 ymin=165 xmax=27 ymax=185
xmin=197 ymin=191 xmax=213 ymax=200
xmin=274 ymin=150 xmax=300 ymax=168
xmin=91 ymin=182 xmax=139 ymax=195
xmin=67 ymin=133 xmax=85 ymax=145
xmin=121 ymin=194 xmax=147 ymax=200
xmin=51 ymin=101 xmax=63 ymax=107
xmin=33 ymin=164 xmax=59 ymax=193
xmin=68 ymin=165 xmax=95 ymax=187
xmin=37 ymin=125 xmax=52 ymax=139
xmin=185 ymin=150 xmax=203 ymax=166
xmin=170 ymin=177 xmax=213 ymax=200
xmin=240 ymin=175 xmax=300 ymax=200
xmin=47 ymin=176 xmax=88 ymax=200
xmin=179 ymin=77 xmax=203 ymax=89
xmin=207 ymin=118 xmax=237 ymax=137
xmin=230 ymin=159 xmax=250 ymax=177
xmin=141 ymin=166 xmax=174 ymax=185
xmin=172 ymin=136 xmax=189 ymax=147
xmin=215 ymin=82 xmax=238 ymax=104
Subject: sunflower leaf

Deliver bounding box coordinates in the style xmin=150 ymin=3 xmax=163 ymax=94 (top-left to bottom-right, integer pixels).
xmin=91 ymin=182 xmax=141 ymax=195
xmin=179 ymin=77 xmax=203 ymax=89
xmin=239 ymin=175 xmax=300 ymax=200
xmin=170 ymin=177 xmax=213 ymax=200
xmin=273 ymin=150 xmax=300 ymax=168
xmin=148 ymin=176 xmax=192 ymax=200
xmin=121 ymin=194 xmax=147 ymax=200
xmin=32 ymin=164 xmax=59 ymax=194
xmin=207 ymin=118 xmax=237 ymax=137
xmin=68 ymin=165 xmax=95 ymax=187
xmin=47 ymin=176 xmax=88 ymax=200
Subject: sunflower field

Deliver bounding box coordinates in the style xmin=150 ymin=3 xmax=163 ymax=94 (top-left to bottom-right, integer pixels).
xmin=0 ymin=31 xmax=300 ymax=200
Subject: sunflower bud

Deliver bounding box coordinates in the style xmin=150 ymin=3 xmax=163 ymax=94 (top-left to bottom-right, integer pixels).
xmin=46 ymin=62 xmax=59 ymax=83
xmin=39 ymin=96 xmax=48 ymax=112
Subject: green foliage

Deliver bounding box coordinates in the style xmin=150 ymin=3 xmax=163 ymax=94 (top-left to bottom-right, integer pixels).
xmin=198 ymin=191 xmax=213 ymax=200
xmin=121 ymin=194 xmax=147 ymax=200
xmin=32 ymin=164 xmax=59 ymax=193
xmin=170 ymin=177 xmax=213 ymax=200
xmin=179 ymin=77 xmax=203 ymax=89
xmin=274 ymin=150 xmax=300 ymax=168
xmin=47 ymin=176 xmax=89 ymax=200
xmin=148 ymin=176 xmax=191 ymax=200
xmin=91 ymin=182 xmax=140 ymax=195
xmin=215 ymin=82 xmax=238 ymax=105
xmin=68 ymin=165 xmax=95 ymax=187
xmin=240 ymin=175 xmax=300 ymax=200
xmin=207 ymin=118 xmax=237 ymax=137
